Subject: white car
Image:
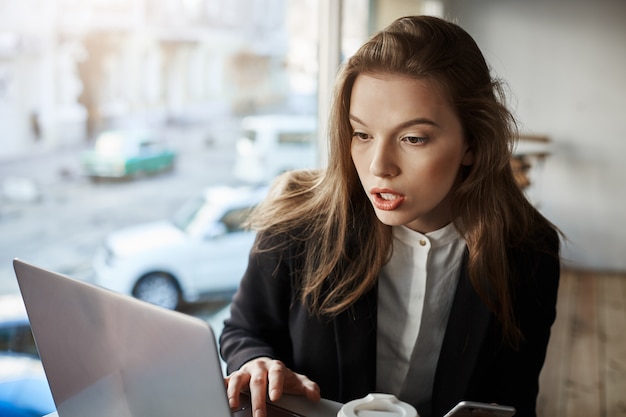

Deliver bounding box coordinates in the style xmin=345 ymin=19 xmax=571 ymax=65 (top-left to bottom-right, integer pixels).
xmin=92 ymin=185 xmax=267 ymax=310
xmin=233 ymin=114 xmax=318 ymax=184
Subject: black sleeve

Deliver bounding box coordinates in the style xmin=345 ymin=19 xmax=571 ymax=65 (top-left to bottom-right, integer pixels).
xmin=219 ymin=232 xmax=298 ymax=374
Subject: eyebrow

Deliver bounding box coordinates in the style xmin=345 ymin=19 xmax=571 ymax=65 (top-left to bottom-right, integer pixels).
xmin=349 ymin=114 xmax=440 ymax=129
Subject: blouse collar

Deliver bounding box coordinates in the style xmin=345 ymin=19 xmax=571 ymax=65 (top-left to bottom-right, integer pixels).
xmin=392 ymin=222 xmax=462 ymax=249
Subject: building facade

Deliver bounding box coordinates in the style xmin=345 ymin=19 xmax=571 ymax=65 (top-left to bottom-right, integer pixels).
xmin=0 ymin=0 xmax=296 ymax=159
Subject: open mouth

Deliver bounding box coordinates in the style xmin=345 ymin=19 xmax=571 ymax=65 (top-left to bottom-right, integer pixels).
xmin=379 ymin=192 xmax=399 ymax=201
xmin=372 ymin=191 xmax=405 ymax=211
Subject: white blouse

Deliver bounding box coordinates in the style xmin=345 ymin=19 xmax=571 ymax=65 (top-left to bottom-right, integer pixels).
xmin=376 ymin=222 xmax=466 ymax=414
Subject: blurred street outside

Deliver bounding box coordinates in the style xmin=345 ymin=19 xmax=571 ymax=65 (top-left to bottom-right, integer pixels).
xmin=0 ymin=120 xmax=243 ymax=319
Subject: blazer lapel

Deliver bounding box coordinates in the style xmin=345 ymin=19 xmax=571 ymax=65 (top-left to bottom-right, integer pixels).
xmin=432 ymin=256 xmax=492 ymax=415
xmin=333 ymin=285 xmax=378 ymax=402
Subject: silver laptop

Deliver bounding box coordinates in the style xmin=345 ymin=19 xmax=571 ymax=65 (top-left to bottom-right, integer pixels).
xmin=13 ymin=259 xmax=305 ymax=417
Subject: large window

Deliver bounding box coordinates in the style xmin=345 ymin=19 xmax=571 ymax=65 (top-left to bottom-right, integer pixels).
xmin=1 ymin=1 xmax=314 ymax=294
xmin=0 ymin=0 xmax=376 ymax=309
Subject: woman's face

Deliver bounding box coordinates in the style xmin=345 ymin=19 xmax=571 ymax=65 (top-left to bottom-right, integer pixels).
xmin=350 ymin=73 xmax=473 ymax=233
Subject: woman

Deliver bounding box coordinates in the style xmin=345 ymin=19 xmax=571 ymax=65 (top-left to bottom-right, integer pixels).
xmin=220 ymin=15 xmax=560 ymax=417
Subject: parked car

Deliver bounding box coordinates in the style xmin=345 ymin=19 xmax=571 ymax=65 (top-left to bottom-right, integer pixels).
xmin=0 ymin=295 xmax=55 ymax=417
xmin=91 ymin=185 xmax=268 ymax=310
xmin=0 ymin=353 xmax=55 ymax=417
xmin=81 ymin=129 xmax=176 ymax=180
xmin=233 ymin=114 xmax=318 ymax=184
xmin=0 ymin=295 xmax=38 ymax=358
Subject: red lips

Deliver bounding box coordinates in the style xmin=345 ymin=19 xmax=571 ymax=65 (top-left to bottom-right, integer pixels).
xmin=371 ymin=188 xmax=405 ymax=211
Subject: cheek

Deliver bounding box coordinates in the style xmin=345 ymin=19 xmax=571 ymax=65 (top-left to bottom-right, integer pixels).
xmin=442 ymin=144 xmax=469 ymax=172
xmin=418 ymin=156 xmax=462 ymax=186
xmin=350 ymin=143 xmax=368 ymax=173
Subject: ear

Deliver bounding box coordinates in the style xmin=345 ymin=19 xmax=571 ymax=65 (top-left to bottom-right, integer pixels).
xmin=461 ymin=146 xmax=474 ymax=166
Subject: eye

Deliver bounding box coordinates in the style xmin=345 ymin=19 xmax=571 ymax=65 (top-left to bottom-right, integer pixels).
xmin=352 ymin=131 xmax=370 ymax=140
xmin=403 ymin=135 xmax=427 ymax=145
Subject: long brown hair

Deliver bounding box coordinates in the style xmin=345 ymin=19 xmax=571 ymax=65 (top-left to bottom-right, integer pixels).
xmin=248 ymin=15 xmax=559 ymax=344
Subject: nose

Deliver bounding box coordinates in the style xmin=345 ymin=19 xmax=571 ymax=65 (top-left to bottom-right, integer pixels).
xmin=369 ymin=140 xmax=400 ymax=177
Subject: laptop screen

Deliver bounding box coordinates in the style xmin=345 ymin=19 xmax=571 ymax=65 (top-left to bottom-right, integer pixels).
xmin=14 ymin=259 xmax=233 ymax=417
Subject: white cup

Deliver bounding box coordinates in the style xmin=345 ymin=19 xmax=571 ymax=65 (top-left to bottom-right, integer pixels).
xmin=337 ymin=393 xmax=419 ymax=417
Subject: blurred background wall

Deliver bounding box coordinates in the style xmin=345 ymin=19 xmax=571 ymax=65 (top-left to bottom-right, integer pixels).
xmin=440 ymin=0 xmax=626 ymax=272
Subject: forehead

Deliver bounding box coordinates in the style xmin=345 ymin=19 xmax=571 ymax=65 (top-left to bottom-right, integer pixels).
xmin=349 ymin=73 xmax=455 ymax=123
xmin=351 ymin=72 xmax=447 ymax=97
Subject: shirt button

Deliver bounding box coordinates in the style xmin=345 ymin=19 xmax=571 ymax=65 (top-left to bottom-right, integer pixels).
xmin=419 ymin=239 xmax=427 ymax=246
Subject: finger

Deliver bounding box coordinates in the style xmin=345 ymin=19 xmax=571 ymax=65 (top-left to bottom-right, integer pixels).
xmin=279 ymin=370 xmax=320 ymax=402
xmin=296 ymin=374 xmax=320 ymax=401
xmin=302 ymin=381 xmax=321 ymax=402
xmin=225 ymin=371 xmax=250 ymax=410
xmin=248 ymin=367 xmax=269 ymax=417
xmin=267 ymin=360 xmax=286 ymax=401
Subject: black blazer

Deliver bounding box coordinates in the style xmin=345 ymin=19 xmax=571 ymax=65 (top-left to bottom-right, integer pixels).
xmin=220 ymin=229 xmax=560 ymax=417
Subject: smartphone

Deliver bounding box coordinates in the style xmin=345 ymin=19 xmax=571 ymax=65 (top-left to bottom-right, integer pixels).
xmin=443 ymin=401 xmax=516 ymax=417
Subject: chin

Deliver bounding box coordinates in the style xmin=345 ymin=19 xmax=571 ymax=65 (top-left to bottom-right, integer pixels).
xmin=373 ymin=211 xmax=409 ymax=227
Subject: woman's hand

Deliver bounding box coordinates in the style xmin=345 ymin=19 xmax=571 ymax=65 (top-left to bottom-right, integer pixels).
xmin=224 ymin=357 xmax=321 ymax=417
